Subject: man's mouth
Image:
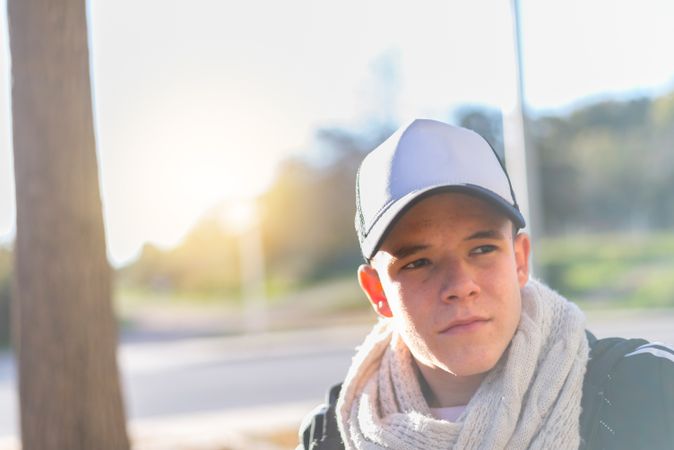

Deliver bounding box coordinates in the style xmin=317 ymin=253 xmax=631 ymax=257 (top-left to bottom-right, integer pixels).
xmin=439 ymin=317 xmax=490 ymax=335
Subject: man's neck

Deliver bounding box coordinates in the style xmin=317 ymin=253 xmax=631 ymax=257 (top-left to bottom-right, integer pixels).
xmin=414 ymin=359 xmax=487 ymax=408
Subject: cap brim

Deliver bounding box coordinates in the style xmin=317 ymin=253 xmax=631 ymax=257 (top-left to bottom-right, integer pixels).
xmin=361 ymin=184 xmax=526 ymax=260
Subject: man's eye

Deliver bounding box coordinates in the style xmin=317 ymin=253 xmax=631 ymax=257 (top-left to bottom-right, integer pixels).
xmin=471 ymin=245 xmax=497 ymax=255
xmin=402 ymin=258 xmax=430 ymax=270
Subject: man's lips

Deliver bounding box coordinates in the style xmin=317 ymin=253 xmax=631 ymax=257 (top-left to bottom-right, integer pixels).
xmin=439 ymin=317 xmax=490 ymax=334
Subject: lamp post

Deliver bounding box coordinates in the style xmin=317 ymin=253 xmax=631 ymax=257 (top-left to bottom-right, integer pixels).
xmin=221 ymin=199 xmax=268 ymax=334
xmin=504 ymin=0 xmax=543 ymax=274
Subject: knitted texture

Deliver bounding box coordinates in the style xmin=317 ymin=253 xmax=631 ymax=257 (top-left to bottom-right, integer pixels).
xmin=336 ymin=279 xmax=590 ymax=449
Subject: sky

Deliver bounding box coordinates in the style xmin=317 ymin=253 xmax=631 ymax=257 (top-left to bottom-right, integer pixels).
xmin=1 ymin=0 xmax=673 ymax=266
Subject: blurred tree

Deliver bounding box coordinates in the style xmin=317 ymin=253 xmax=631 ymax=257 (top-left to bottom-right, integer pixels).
xmin=530 ymin=97 xmax=674 ymax=234
xmin=456 ymin=106 xmax=505 ymax=161
xmin=648 ymin=92 xmax=674 ymax=227
xmin=8 ymin=0 xmax=129 ymax=449
xmin=118 ymin=220 xmax=241 ymax=298
xmin=260 ymin=126 xmax=391 ymax=285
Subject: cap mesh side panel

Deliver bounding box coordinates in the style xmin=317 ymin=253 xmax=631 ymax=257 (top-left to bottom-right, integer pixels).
xmin=355 ymin=167 xmax=367 ymax=241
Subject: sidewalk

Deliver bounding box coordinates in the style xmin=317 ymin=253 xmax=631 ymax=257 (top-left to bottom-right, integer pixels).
xmin=129 ymin=401 xmax=314 ymax=450
xmin=0 ymin=400 xmax=315 ymax=450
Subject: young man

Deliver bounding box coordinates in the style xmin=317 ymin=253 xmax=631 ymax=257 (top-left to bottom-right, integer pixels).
xmin=298 ymin=119 xmax=674 ymax=450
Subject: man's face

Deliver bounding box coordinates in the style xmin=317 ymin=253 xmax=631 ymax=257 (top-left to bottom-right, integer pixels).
xmin=358 ymin=192 xmax=530 ymax=377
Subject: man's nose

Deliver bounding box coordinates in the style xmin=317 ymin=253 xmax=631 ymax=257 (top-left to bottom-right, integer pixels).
xmin=439 ymin=259 xmax=480 ymax=303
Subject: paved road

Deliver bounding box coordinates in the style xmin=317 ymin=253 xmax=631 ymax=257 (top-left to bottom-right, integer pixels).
xmin=0 ymin=325 xmax=367 ymax=438
xmin=120 ymin=328 xmax=361 ymax=418
xmin=1 ymin=310 xmax=673 ymax=439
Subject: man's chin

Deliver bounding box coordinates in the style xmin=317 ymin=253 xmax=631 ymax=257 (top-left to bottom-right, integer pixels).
xmin=438 ymin=353 xmax=502 ymax=378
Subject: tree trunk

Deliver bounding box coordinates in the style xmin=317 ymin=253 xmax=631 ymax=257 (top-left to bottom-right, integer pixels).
xmin=8 ymin=0 xmax=130 ymax=449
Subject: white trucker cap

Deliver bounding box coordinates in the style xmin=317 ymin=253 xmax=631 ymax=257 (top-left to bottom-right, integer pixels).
xmin=355 ymin=118 xmax=525 ymax=260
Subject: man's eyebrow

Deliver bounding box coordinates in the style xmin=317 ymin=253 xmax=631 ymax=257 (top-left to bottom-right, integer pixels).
xmin=388 ymin=230 xmax=504 ymax=258
xmin=465 ymin=229 xmax=503 ymax=241
xmin=390 ymin=244 xmax=429 ymax=260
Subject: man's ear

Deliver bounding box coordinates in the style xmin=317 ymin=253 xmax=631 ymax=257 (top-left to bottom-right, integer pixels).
xmin=513 ymin=232 xmax=531 ymax=288
xmin=357 ymin=264 xmax=392 ymax=318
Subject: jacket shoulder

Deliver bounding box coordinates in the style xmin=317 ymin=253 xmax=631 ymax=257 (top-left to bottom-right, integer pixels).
xmin=298 ymin=383 xmax=344 ymax=450
xmin=582 ymin=333 xmax=674 ymax=450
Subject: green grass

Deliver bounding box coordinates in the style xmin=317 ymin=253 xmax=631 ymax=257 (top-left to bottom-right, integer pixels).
xmin=538 ymin=232 xmax=674 ymax=308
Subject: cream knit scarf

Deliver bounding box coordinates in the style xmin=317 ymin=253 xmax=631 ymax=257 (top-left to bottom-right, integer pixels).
xmin=336 ymin=279 xmax=590 ymax=450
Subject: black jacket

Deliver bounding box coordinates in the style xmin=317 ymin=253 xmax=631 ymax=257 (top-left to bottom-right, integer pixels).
xmin=299 ymin=331 xmax=674 ymax=450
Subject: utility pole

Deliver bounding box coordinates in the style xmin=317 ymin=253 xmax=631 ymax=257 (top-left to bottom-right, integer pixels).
xmin=503 ymin=0 xmax=543 ymax=273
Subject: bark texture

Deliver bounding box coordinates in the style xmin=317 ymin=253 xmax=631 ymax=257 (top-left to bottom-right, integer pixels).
xmin=8 ymin=0 xmax=130 ymax=448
